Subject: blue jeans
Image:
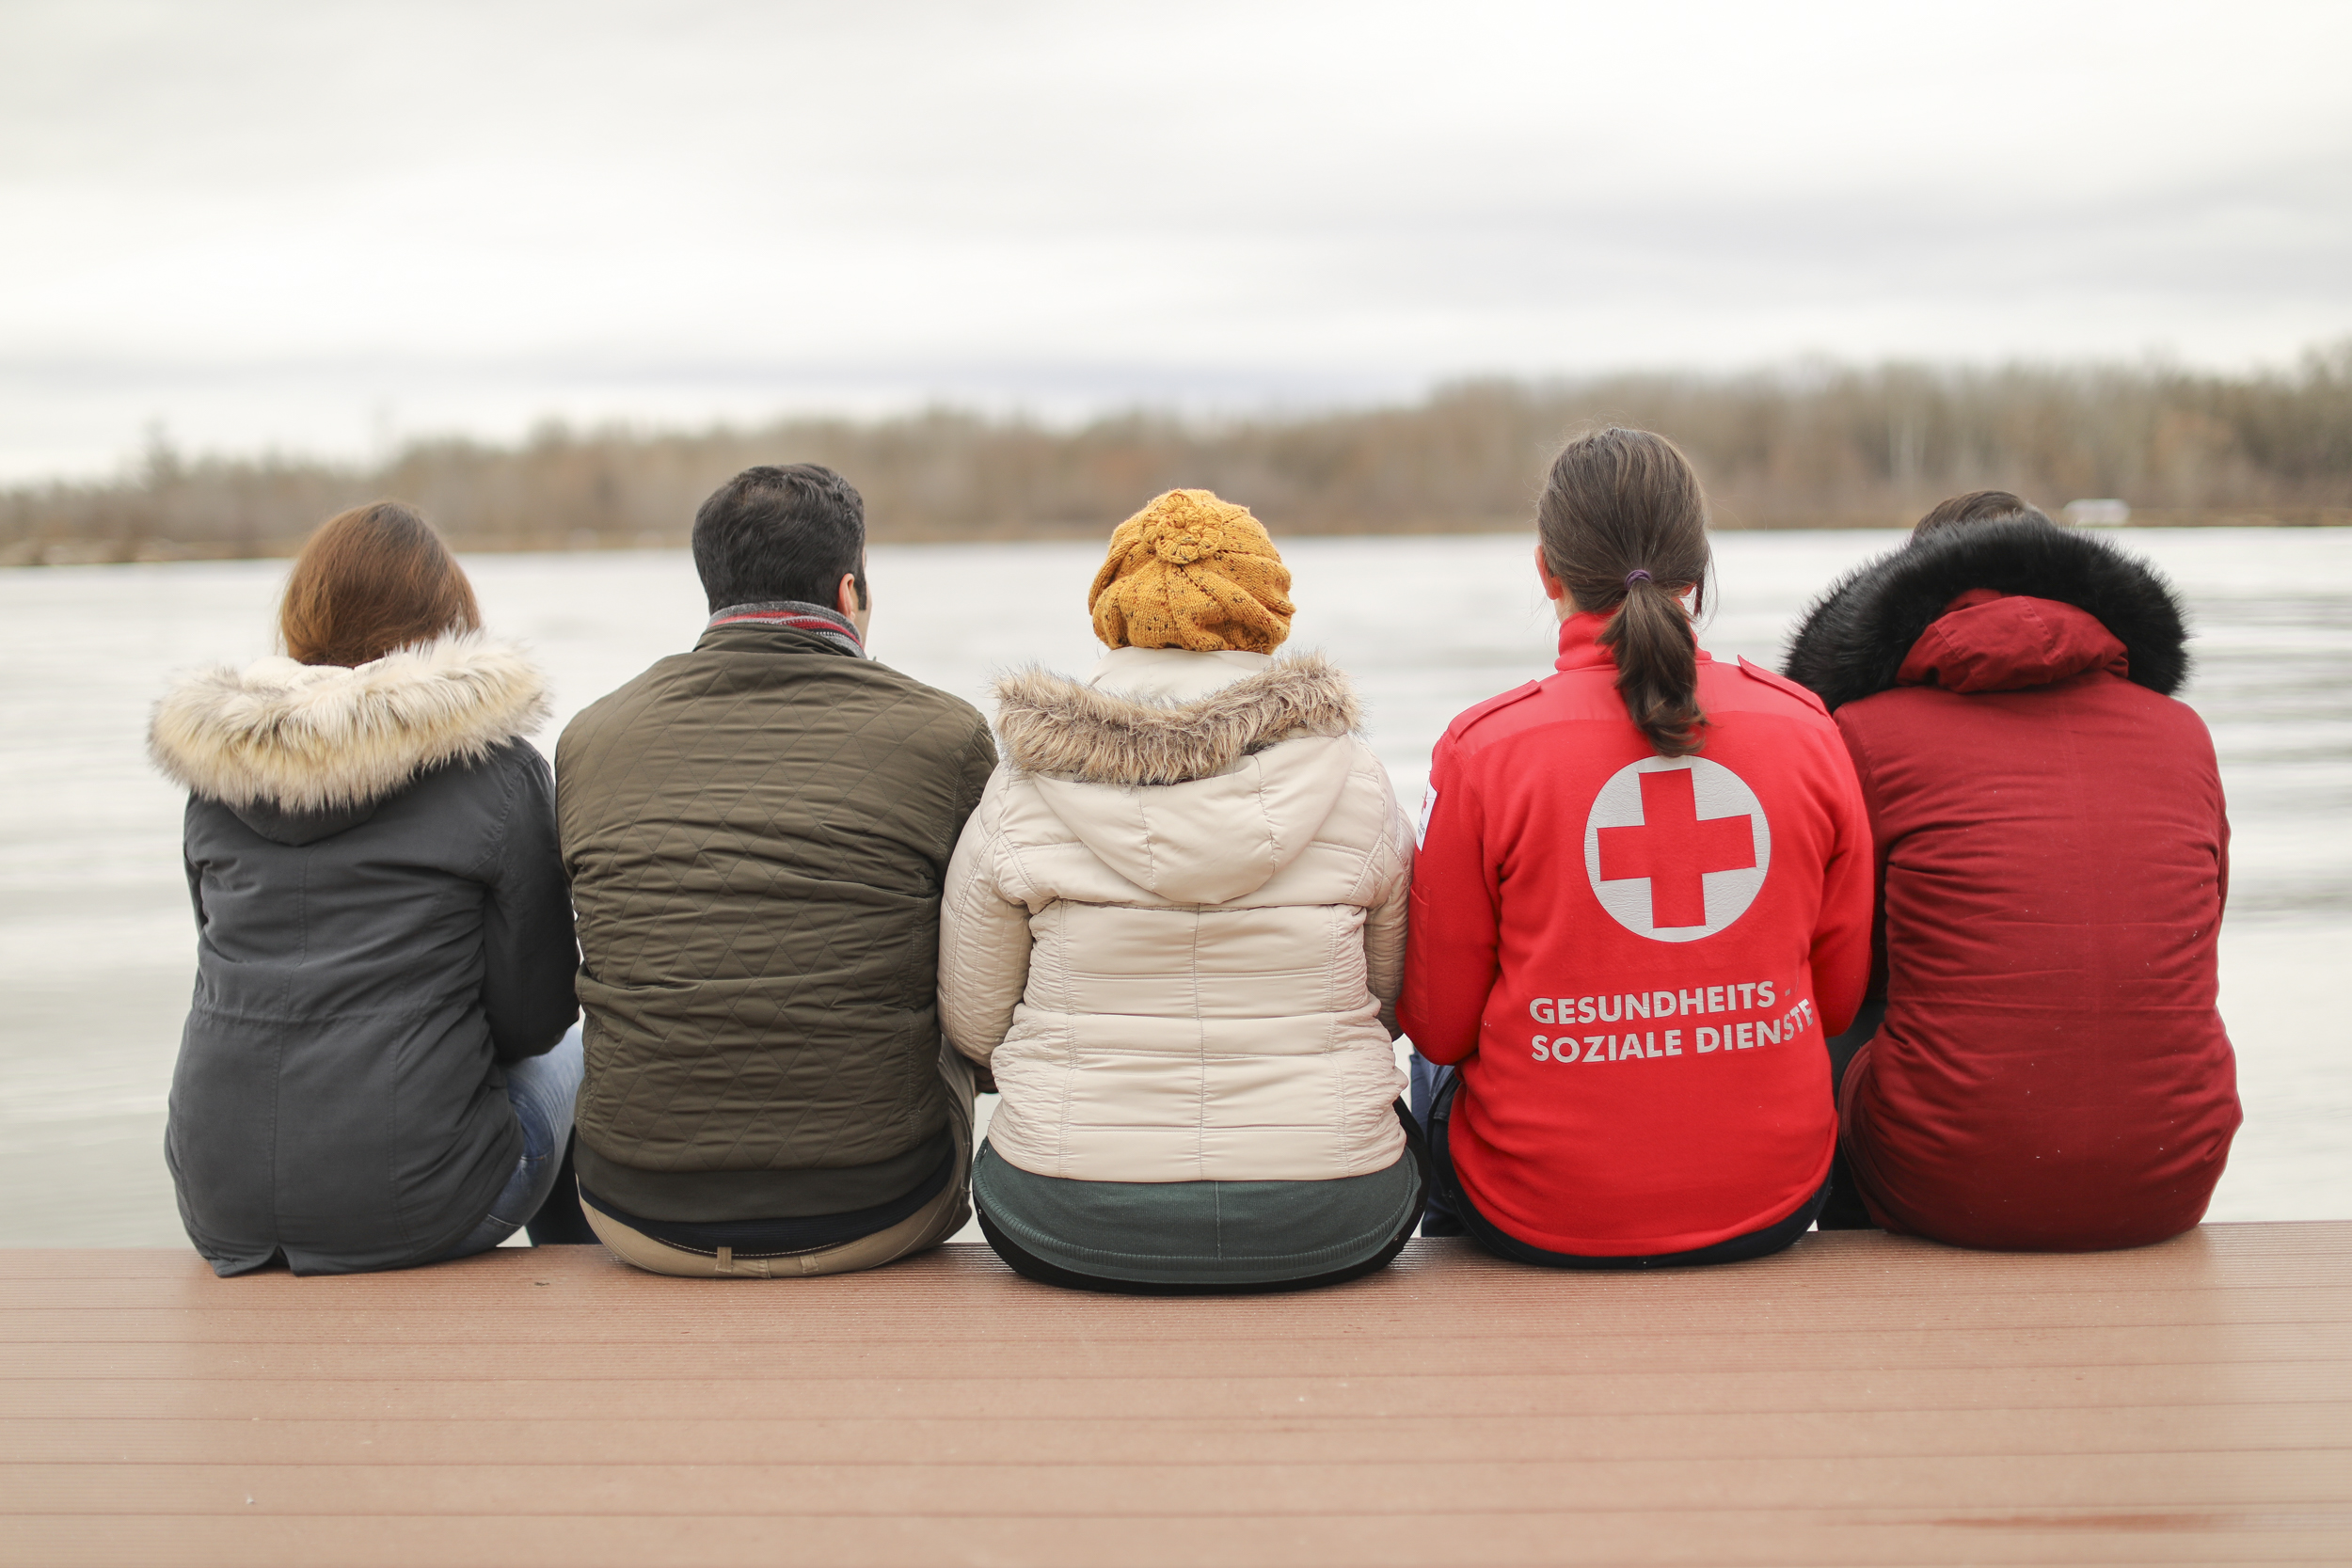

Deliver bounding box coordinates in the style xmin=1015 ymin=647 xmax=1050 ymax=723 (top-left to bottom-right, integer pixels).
xmin=437 ymin=1024 xmax=584 ymax=1260
xmin=1408 ymin=1055 xmax=1464 ymax=1234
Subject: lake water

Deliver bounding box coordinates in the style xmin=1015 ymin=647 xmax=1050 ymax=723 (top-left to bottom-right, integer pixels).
xmin=2 ymin=529 xmax=2346 ymax=1246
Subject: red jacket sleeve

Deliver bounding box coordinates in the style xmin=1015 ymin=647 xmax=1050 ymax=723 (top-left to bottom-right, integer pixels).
xmin=1811 ymin=724 xmax=1876 ymax=1037
xmin=2215 ymin=793 xmax=2232 ymax=917
xmin=1398 ymin=734 xmax=1498 ymax=1065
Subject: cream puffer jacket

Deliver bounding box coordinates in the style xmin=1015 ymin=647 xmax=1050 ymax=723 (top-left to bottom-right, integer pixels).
xmin=939 ymin=646 xmax=1412 ymax=1184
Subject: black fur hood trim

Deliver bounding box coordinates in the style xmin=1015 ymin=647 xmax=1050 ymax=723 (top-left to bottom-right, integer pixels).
xmin=1781 ymin=519 xmax=2190 ymax=710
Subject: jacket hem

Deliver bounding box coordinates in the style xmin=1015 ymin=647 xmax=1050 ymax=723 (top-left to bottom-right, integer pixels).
xmin=1456 ymin=1138 xmax=1836 ymax=1259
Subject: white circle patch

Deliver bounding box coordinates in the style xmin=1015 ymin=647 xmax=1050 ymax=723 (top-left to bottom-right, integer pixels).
xmin=1581 ymin=756 xmax=1771 ymax=942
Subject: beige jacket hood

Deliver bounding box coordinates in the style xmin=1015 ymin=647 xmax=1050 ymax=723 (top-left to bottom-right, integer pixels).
xmin=150 ymin=633 xmax=550 ymax=813
xmin=995 ymin=649 xmax=1364 ymax=906
xmin=941 ymin=647 xmax=1412 ymax=1184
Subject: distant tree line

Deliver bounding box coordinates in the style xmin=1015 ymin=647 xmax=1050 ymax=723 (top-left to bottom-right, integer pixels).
xmin=7 ymin=346 xmax=2349 ymax=565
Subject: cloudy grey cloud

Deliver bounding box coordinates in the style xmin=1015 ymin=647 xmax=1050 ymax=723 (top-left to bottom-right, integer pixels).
xmin=2 ymin=0 xmax=2346 ymax=478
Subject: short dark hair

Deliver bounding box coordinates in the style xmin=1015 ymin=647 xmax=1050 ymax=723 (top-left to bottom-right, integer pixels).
xmin=691 ymin=464 xmax=868 ymax=612
xmin=1912 ymin=490 xmax=2052 ymax=541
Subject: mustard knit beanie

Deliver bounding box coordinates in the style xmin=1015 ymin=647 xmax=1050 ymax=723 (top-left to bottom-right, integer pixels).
xmin=1088 ymin=490 xmax=1295 ymax=654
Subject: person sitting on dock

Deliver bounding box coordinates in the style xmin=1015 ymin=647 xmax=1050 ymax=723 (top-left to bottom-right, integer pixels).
xmin=555 ymin=464 xmax=998 ymax=1277
xmin=1783 ymin=491 xmax=2241 ymax=1249
xmin=1401 ymin=428 xmax=1874 ymax=1269
xmin=151 ymin=502 xmax=585 ymax=1275
xmin=937 ymin=489 xmax=1427 ymax=1292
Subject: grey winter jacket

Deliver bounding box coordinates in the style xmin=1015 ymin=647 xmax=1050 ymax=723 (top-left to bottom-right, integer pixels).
xmin=150 ymin=635 xmax=579 ymax=1275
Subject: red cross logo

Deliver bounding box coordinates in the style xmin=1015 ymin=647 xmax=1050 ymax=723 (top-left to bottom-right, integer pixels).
xmin=1582 ymin=757 xmax=1772 ymax=942
xmin=1597 ymin=769 xmax=1757 ymax=927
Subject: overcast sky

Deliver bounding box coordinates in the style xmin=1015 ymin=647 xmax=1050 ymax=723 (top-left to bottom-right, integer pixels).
xmin=3 ymin=0 xmax=2348 ymax=480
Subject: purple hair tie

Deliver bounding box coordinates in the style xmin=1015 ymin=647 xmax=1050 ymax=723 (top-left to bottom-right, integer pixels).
xmin=1624 ymin=569 xmax=1652 ymax=586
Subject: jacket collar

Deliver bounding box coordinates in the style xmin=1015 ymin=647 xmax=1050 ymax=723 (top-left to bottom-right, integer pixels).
xmin=1088 ymin=645 xmax=1272 ymax=704
xmin=1553 ymin=610 xmax=1714 ymax=674
xmin=702 ymin=599 xmax=865 ymax=658
xmin=995 ymin=652 xmax=1359 ymax=786
xmin=1781 ymin=518 xmax=2189 ymax=709
xmin=150 ymin=632 xmax=548 ymax=816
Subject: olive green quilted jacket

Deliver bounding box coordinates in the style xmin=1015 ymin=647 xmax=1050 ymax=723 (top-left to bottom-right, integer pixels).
xmin=556 ymin=623 xmax=995 ymax=1189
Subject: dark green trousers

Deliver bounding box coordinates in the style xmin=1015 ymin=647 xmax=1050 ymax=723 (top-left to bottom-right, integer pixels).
xmin=971 ymin=1104 xmax=1429 ymax=1295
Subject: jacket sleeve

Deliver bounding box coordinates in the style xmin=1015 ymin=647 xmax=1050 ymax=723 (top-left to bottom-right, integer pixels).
xmin=1359 ymin=752 xmax=1415 ymax=1040
xmin=2216 ymin=801 xmax=2232 ymax=917
xmin=940 ymin=713 xmax=1000 ymax=866
xmin=1397 ymin=735 xmax=1495 ymax=1066
xmin=937 ymin=769 xmax=1029 ymax=1067
xmin=480 ymin=742 xmax=580 ymax=1062
xmin=1812 ymin=723 xmax=1877 ymax=1038
xmin=2211 ymin=736 xmax=2232 ymax=917
xmin=183 ymin=801 xmax=206 ymax=927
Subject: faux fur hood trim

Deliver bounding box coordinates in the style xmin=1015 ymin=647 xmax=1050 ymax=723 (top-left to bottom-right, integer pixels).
xmin=1782 ymin=519 xmax=2190 ymax=709
xmin=150 ymin=632 xmax=551 ymax=811
xmin=993 ymin=652 xmax=1362 ymax=786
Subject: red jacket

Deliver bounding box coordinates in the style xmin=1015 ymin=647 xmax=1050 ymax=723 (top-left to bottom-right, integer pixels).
xmin=1401 ymin=613 xmax=1873 ymax=1256
xmin=1785 ymin=520 xmax=2239 ymax=1249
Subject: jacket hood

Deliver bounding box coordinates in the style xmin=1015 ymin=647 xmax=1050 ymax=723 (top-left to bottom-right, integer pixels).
xmin=151 ymin=633 xmax=550 ymax=838
xmin=993 ymin=652 xmax=1365 ymax=904
xmin=1894 ymin=591 xmax=2129 ymax=693
xmin=994 ymin=651 xmax=1360 ymax=787
xmin=1782 ymin=518 xmax=2189 ymax=709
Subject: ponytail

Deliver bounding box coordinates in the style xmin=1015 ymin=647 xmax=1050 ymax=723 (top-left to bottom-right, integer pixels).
xmin=1535 ymin=429 xmax=1711 ymax=757
xmin=1597 ymin=573 xmax=1704 ymax=756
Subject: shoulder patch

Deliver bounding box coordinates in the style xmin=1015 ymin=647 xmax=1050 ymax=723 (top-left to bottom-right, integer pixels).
xmin=1736 ymin=657 xmax=1832 ymax=716
xmin=1444 ymin=681 xmax=1544 ymax=741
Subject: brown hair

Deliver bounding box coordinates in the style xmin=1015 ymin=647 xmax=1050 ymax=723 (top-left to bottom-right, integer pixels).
xmin=279 ymin=502 xmax=480 ymax=667
xmin=1911 ymin=489 xmax=2052 ymax=540
xmin=1536 ymin=428 xmax=1712 ymax=757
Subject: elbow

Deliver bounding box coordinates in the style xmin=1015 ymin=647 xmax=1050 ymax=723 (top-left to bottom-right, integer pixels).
xmin=1815 ymin=974 xmax=1866 ymax=1040
xmin=944 ymin=1022 xmax=1000 ymax=1069
xmin=1413 ymin=1035 xmax=1472 ymax=1067
xmin=485 ymin=983 xmax=580 ymax=1062
xmin=1397 ymin=1002 xmax=1471 ymax=1065
xmin=937 ymin=983 xmax=1013 ymax=1066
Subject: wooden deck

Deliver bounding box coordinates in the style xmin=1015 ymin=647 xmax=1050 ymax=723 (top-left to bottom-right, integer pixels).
xmin=2 ymin=1225 xmax=2347 ymax=1566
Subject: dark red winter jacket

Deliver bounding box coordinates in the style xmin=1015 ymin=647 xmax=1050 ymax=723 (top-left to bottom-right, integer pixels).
xmin=1401 ymin=612 xmax=1873 ymax=1256
xmin=1783 ymin=520 xmax=2239 ymax=1250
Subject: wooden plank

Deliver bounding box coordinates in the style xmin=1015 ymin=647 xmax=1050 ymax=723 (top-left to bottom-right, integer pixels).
xmin=2 ymin=1224 xmax=2342 ymax=1294
xmin=7 ymin=1326 xmax=2344 ymax=1383
xmin=9 ymin=1284 xmax=2349 ymax=1339
xmin=9 ymin=1406 xmax=2348 ymax=1465
xmin=4 ymin=1450 xmax=2350 ymax=1516
xmin=11 ymin=1508 xmax=2352 ymax=1568
xmin=18 ymin=1364 xmax=2345 ymax=1420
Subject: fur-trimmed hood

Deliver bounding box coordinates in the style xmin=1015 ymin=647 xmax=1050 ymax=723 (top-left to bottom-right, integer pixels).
xmin=151 ymin=633 xmax=550 ymax=837
xmin=1782 ymin=518 xmax=2190 ymax=710
xmin=993 ymin=650 xmax=1361 ymax=787
xmin=988 ymin=650 xmax=1372 ymax=906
